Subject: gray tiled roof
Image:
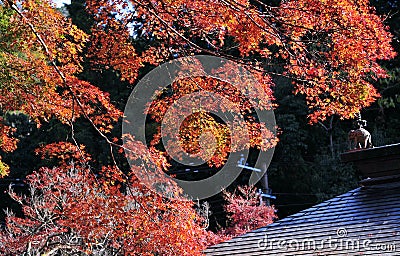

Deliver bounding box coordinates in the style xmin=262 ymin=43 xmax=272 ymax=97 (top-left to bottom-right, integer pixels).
xmin=205 ymin=182 xmax=400 ymax=255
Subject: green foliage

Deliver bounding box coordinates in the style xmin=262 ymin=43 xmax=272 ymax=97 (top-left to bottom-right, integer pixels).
xmin=309 ymin=155 xmax=358 ymax=202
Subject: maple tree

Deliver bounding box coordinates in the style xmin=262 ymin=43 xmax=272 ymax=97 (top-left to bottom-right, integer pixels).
xmin=0 ymin=0 xmax=211 ymax=254
xmin=1 ymin=144 xmax=210 ymax=255
xmin=86 ymin=0 xmax=395 ymax=122
xmin=145 ymin=64 xmax=278 ymax=168
xmin=82 ymin=0 xmax=396 ymax=167
xmin=0 ymin=0 xmax=397 ymax=254
xmin=0 ymin=0 xmax=120 ymax=176
xmin=0 ymin=0 xmax=395 ymax=171
xmin=216 ymin=186 xmax=276 ymax=239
